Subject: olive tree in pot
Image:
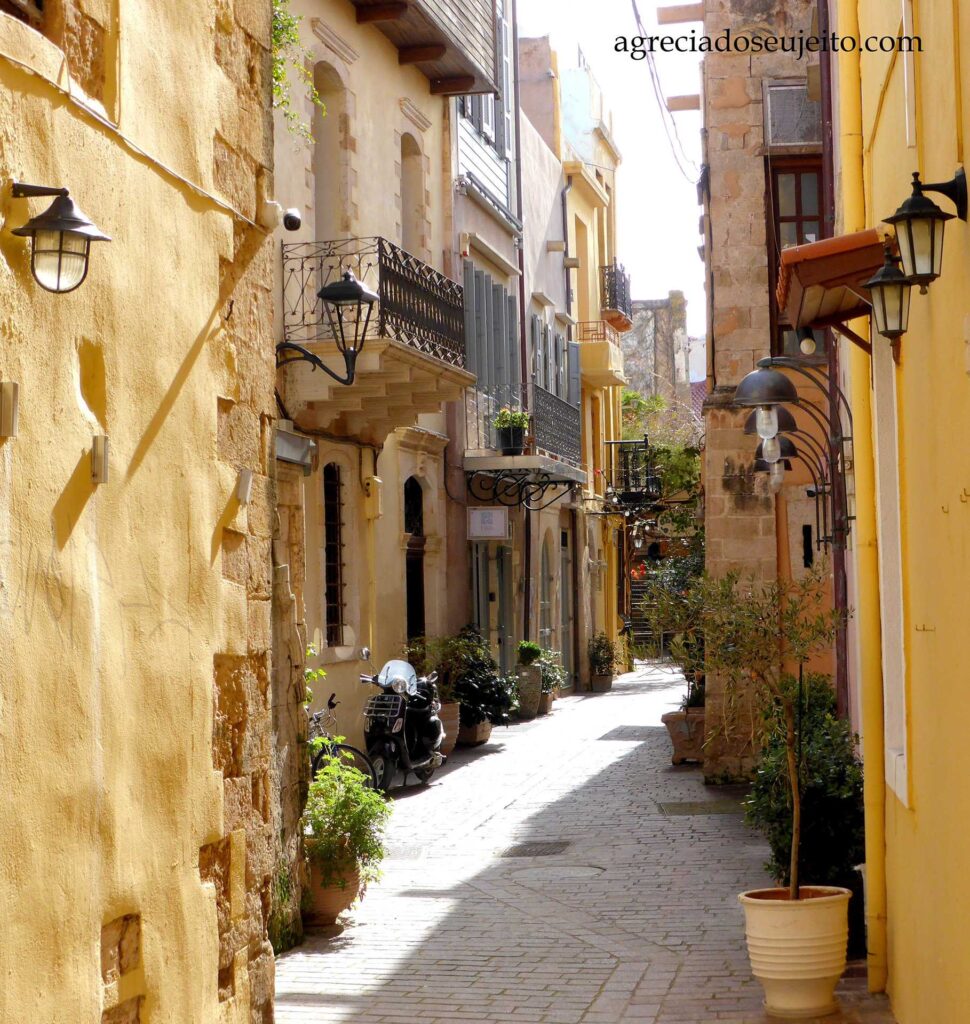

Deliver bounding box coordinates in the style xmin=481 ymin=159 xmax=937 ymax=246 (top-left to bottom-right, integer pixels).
xmin=302 ymin=751 xmax=391 ymax=926
xmin=515 ymin=640 xmax=542 ymax=720
xmin=588 ymin=633 xmax=617 ymax=692
xmin=684 ymin=568 xmax=850 ymax=1019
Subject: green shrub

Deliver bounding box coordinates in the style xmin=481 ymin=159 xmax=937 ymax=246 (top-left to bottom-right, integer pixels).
xmin=303 ymin=751 xmax=391 ymax=890
xmin=745 ymin=675 xmax=865 ymax=886
xmin=537 ymin=651 xmax=566 ymax=693
xmin=517 ymin=640 xmax=542 ymax=666
xmin=493 ymin=407 xmax=530 ymax=429
xmin=588 ymin=632 xmax=617 ymax=675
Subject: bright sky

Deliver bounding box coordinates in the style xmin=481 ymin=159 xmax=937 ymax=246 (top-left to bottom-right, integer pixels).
xmin=518 ymin=0 xmax=706 ymax=341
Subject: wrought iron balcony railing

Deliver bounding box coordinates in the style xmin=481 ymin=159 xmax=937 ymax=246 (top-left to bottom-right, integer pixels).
xmin=282 ymin=237 xmax=466 ymax=368
xmin=600 ymin=261 xmax=632 ymax=318
xmin=576 ymin=320 xmax=621 ymax=346
xmin=465 ymin=383 xmax=582 ymax=466
xmin=605 ymin=439 xmax=661 ymax=505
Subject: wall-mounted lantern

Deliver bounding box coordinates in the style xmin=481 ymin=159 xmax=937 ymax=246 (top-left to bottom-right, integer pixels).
xmin=276 ymin=270 xmax=378 ymax=386
xmin=863 ymin=249 xmax=912 ymax=341
xmin=10 ymin=182 xmax=110 ymax=293
xmin=885 ymin=169 xmax=966 ymax=293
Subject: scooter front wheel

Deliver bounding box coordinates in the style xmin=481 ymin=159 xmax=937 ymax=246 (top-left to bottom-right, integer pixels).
xmin=367 ymin=746 xmax=395 ymax=793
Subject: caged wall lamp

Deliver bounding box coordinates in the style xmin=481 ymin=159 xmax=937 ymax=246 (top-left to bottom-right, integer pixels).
xmin=10 ymin=182 xmax=110 ymax=293
xmin=276 ymin=270 xmax=378 ymax=387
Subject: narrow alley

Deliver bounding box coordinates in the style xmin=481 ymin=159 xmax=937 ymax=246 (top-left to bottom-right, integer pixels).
xmin=276 ymin=665 xmax=894 ymax=1024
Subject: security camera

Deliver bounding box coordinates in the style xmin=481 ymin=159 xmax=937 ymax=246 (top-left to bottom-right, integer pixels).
xmin=283 ymin=208 xmax=302 ymax=231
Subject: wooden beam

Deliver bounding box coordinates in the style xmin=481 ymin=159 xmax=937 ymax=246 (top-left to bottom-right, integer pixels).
xmin=666 ymin=94 xmax=700 ymax=112
xmin=829 ymin=321 xmax=872 ymax=356
xmin=657 ymin=3 xmax=704 ymax=24
xmin=399 ymin=43 xmax=447 ymax=64
xmin=430 ymin=75 xmax=475 ymax=96
xmin=355 ymin=3 xmax=408 ymax=24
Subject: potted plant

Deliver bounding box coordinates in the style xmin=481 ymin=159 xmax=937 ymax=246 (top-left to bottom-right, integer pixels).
xmin=537 ymin=650 xmax=566 ymax=715
xmin=493 ymin=407 xmax=529 ymax=456
xmin=302 ymin=750 xmax=391 ymax=926
xmin=405 ymin=634 xmax=463 ymax=757
xmin=439 ymin=625 xmax=511 ymax=745
xmin=515 ymin=639 xmax=542 ymax=720
xmin=587 ymin=632 xmax=617 ymax=692
xmin=677 ymin=568 xmax=850 ymax=1018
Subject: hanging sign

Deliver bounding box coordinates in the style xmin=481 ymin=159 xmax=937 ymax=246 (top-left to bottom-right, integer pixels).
xmin=467 ymin=507 xmax=510 ymax=540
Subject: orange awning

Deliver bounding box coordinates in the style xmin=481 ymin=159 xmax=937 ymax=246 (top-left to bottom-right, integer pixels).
xmin=776 ymin=228 xmax=885 ymax=329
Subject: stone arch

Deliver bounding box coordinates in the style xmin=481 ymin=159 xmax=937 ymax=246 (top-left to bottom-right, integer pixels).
xmin=399 ymin=131 xmax=425 ymax=257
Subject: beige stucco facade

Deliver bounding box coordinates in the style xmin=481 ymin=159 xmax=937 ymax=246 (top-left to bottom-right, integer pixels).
xmin=0 ymin=1 xmax=278 ymax=1021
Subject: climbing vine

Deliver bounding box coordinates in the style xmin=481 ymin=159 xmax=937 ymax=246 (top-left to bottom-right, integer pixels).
xmin=272 ymin=0 xmax=325 ymax=141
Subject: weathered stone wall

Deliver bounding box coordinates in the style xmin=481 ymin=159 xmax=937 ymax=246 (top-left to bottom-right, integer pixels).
xmin=699 ymin=0 xmax=816 ymax=778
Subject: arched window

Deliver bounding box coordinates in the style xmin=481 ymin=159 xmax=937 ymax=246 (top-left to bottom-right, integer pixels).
xmin=322 ymin=463 xmax=345 ymax=645
xmin=400 ymin=133 xmax=424 ymax=255
xmin=313 ymin=63 xmax=347 ymax=240
xmin=404 ymin=476 xmax=425 ymax=639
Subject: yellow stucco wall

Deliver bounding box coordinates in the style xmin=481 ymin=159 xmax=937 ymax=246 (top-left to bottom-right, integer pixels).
xmin=850 ymin=2 xmax=970 ymax=1019
xmin=0 ymin=5 xmax=275 ymax=1021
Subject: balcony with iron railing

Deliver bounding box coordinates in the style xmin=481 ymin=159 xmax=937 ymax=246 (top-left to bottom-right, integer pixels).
xmin=600 ymin=261 xmax=633 ymax=332
xmin=574 ymin=319 xmax=626 ymax=388
xmin=463 ymin=383 xmax=586 ymax=485
xmin=278 ymin=237 xmax=474 ymax=442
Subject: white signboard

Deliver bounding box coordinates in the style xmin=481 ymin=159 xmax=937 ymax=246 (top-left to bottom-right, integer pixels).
xmin=467 ymin=507 xmax=509 ymax=540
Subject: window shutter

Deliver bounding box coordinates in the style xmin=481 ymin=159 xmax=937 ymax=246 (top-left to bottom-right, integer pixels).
xmin=475 ymin=269 xmax=489 ymax=392
xmin=542 ymin=323 xmax=552 ymax=391
xmin=471 ymin=94 xmax=483 ymax=133
xmin=463 ymin=260 xmax=478 ymax=379
xmin=531 ymin=315 xmax=542 ymax=383
xmin=507 ymin=294 xmax=521 ymax=397
xmin=492 ymin=282 xmax=507 ymax=395
xmin=567 ymin=341 xmax=580 ymax=408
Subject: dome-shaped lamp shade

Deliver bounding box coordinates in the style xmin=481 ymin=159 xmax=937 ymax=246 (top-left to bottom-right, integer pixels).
xmin=734 ymin=367 xmax=798 ymax=407
xmin=885 ymin=173 xmax=954 ymax=291
xmin=317 ymin=270 xmax=379 ymax=355
xmin=11 ymin=193 xmax=110 ymax=294
xmin=744 ymin=406 xmax=797 ymax=436
xmin=864 ymin=251 xmax=911 ymax=340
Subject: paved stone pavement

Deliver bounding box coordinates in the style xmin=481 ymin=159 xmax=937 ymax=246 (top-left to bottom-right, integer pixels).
xmin=275 ymin=663 xmax=896 ymax=1024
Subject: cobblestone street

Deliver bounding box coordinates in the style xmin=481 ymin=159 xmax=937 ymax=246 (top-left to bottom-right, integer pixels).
xmin=276 ymin=664 xmax=895 ymax=1024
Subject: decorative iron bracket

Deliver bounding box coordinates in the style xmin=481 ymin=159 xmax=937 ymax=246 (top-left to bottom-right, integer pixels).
xmin=466 ymin=469 xmax=574 ymax=511
xmin=275 ymin=341 xmax=356 ymax=386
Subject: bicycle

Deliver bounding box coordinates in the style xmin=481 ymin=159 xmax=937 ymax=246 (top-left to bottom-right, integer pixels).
xmin=308 ymin=693 xmax=378 ymax=788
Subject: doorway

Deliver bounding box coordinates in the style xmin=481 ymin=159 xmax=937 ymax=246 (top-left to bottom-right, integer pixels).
xmin=496 ymin=545 xmax=514 ymax=675
xmin=404 ymin=477 xmax=425 ymax=640
xmin=559 ymin=528 xmax=573 ymax=689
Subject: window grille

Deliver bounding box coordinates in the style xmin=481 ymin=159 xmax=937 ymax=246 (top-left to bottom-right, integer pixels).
xmin=322 ymin=463 xmax=345 ymax=646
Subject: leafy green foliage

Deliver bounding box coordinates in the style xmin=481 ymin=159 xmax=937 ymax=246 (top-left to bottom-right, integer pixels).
xmin=588 ymin=632 xmax=618 ymax=675
xmin=303 ymin=644 xmax=326 ymax=707
xmin=272 ymin=0 xmax=324 ymax=141
xmin=537 ymin=651 xmax=566 ymax=693
xmin=493 ymin=407 xmax=530 ymax=429
xmin=303 ymin=751 xmax=391 ymax=889
xmin=517 ymin=640 xmax=542 ymax=666
xmin=745 ymin=676 xmax=865 ymax=886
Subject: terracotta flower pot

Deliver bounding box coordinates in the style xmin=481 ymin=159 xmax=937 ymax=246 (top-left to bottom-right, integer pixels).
xmin=516 ymin=664 xmax=542 ymax=719
xmin=739 ymin=886 xmax=851 ymax=1019
xmin=304 ymin=861 xmax=361 ymax=926
xmin=590 ymin=673 xmax=613 ymax=693
xmin=438 ymin=701 xmax=461 ymax=757
xmin=660 ymin=708 xmax=706 ymax=764
xmin=457 ymin=720 xmax=493 ymax=746
xmin=537 ymin=691 xmax=554 ymax=715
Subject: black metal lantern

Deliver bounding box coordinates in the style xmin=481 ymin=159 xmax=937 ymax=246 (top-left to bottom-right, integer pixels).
xmin=319 ymin=270 xmax=378 ymax=365
xmin=734 ymin=367 xmax=799 ymax=408
xmin=885 ymin=169 xmax=966 ymax=292
xmin=276 ymin=268 xmax=379 ymax=385
xmin=10 ymin=182 xmax=110 ymax=293
xmin=863 ymin=250 xmax=912 ymax=340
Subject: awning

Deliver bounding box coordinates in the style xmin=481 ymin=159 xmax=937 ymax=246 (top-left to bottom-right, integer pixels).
xmin=776 ymin=228 xmax=886 ymax=352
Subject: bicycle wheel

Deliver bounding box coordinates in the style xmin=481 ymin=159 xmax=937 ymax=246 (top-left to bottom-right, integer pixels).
xmin=312 ymin=742 xmax=378 ymax=789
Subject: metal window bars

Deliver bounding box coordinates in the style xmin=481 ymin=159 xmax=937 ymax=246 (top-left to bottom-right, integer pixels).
xmin=600 ymin=261 xmax=632 ymax=318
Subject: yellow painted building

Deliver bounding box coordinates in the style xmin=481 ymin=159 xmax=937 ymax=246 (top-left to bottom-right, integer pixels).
xmin=0 ymin=2 xmax=280 ymax=1021
xmin=833 ymin=1 xmax=970 ymax=1018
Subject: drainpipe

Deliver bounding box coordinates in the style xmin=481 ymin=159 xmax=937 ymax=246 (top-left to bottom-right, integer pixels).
xmin=837 ymin=0 xmax=888 ymax=994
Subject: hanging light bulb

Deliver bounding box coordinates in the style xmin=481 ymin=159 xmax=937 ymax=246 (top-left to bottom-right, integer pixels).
xmin=762 ymin=436 xmax=782 ymax=463
xmin=769 ymin=461 xmax=786 ymax=493
xmin=755 ymin=405 xmax=779 ymax=440
xmin=633 ymin=531 xmax=644 ymax=550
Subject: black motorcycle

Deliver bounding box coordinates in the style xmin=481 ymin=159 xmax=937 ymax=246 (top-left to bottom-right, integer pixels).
xmin=359 ymin=658 xmax=445 ymax=791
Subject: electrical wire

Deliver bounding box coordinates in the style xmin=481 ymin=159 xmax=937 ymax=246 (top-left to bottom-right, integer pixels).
xmin=630 ymin=0 xmax=701 ymax=185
